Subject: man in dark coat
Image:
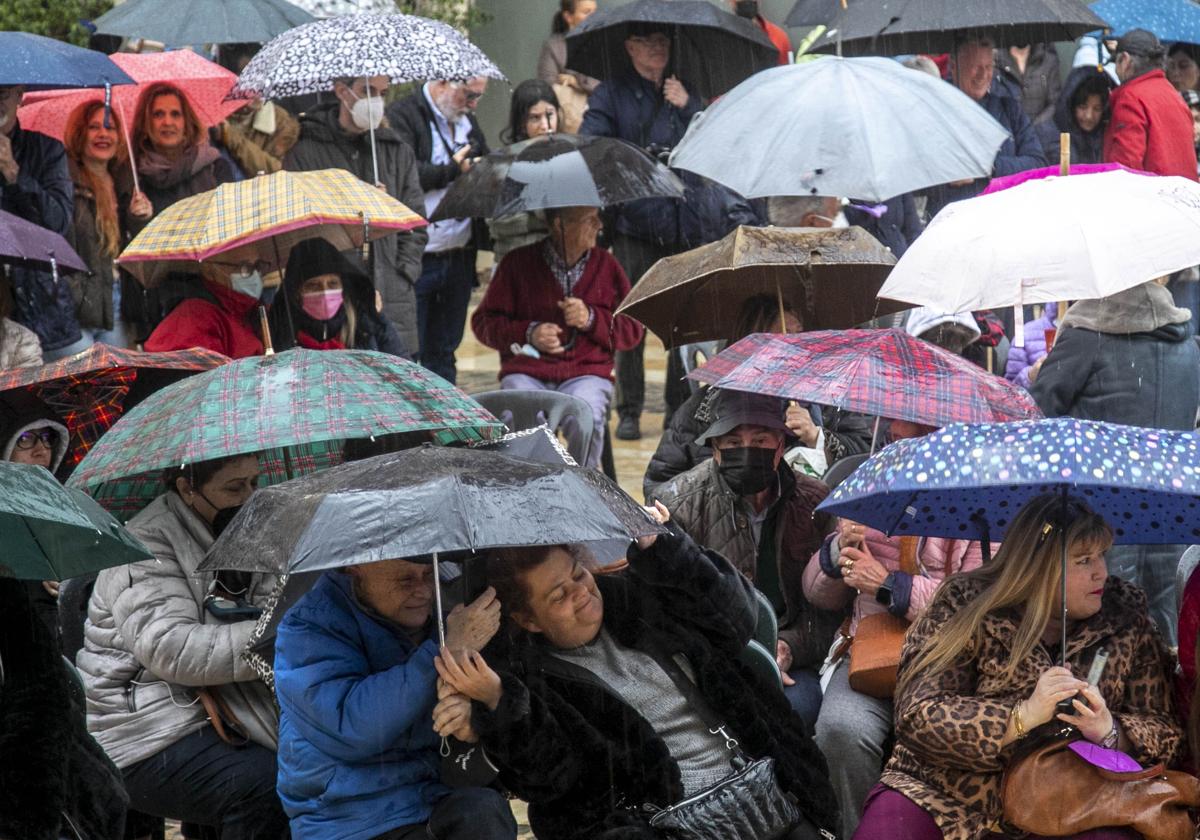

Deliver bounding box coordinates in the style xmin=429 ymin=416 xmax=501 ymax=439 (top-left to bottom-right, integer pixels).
xmin=0 ymin=85 xmax=82 ymax=358
xmin=925 ymin=38 xmax=1047 ymax=217
xmin=386 ymin=78 xmax=490 ymax=385
xmin=284 ymin=75 xmax=428 ymax=356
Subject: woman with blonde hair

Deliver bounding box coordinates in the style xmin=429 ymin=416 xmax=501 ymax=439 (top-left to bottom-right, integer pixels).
xmin=855 ymin=494 xmax=1183 ymax=840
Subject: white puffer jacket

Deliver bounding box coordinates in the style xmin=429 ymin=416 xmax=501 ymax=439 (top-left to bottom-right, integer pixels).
xmin=77 ymin=491 xmax=280 ymax=768
xmin=0 ymin=318 xmax=43 ymax=369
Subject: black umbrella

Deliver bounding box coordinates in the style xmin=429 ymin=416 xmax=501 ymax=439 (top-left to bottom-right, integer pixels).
xmin=430 ymin=134 xmax=684 ymax=222
xmin=565 ymin=0 xmax=778 ymax=99
xmin=790 ymin=0 xmax=1109 ymax=55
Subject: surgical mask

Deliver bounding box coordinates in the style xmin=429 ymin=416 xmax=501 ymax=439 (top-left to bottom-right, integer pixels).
xmin=230 ymin=270 xmax=263 ymax=300
xmin=301 ymin=289 xmax=344 ymax=321
xmin=735 ymin=0 xmax=759 ymax=18
xmin=716 ymin=446 xmax=778 ymax=496
xmin=349 ymin=90 xmax=385 ymax=131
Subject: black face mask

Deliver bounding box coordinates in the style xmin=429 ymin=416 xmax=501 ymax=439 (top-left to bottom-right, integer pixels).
xmin=735 ymin=0 xmax=759 ymax=18
xmin=210 ymin=502 xmax=244 ymax=539
xmin=717 ymin=446 xmax=778 ymax=496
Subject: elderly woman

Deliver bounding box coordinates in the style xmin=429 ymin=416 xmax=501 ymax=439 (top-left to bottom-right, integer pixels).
xmin=857 ymin=495 xmax=1183 ymax=840
xmin=142 ymin=260 xmax=265 ymax=358
xmin=431 ymin=506 xmax=839 ymax=840
xmin=77 ymin=453 xmax=288 ymax=840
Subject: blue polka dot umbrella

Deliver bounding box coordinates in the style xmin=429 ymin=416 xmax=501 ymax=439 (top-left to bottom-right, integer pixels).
xmin=1089 ymin=0 xmax=1200 ymax=47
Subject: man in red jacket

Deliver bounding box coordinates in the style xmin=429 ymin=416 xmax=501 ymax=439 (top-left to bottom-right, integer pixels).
xmin=1104 ymin=29 xmax=1199 ymax=179
xmin=729 ymin=0 xmax=792 ymax=65
xmin=471 ymin=206 xmax=643 ymax=468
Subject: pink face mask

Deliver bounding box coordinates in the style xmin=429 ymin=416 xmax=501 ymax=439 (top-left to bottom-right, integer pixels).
xmin=301 ymin=289 xmax=343 ymax=321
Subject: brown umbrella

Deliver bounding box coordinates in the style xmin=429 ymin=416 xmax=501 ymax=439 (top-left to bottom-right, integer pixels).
xmin=615 ymin=225 xmax=905 ymax=348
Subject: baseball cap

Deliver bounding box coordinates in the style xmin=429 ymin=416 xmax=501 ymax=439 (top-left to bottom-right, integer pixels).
xmin=695 ymin=389 xmax=789 ymax=445
xmin=1114 ymin=29 xmax=1165 ymax=59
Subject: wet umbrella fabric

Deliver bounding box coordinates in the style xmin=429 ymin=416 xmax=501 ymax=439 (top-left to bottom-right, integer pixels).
xmin=92 ymin=0 xmax=316 ymax=46
xmin=688 ymin=329 xmax=1043 ymax=428
xmin=430 ymin=134 xmax=685 ymax=222
xmin=616 ymin=226 xmax=900 ymax=348
xmin=565 ymin=0 xmax=777 ymax=100
xmin=199 ymin=445 xmax=662 ymax=574
xmin=1088 ymin=0 xmax=1200 ymax=47
xmin=792 ymin=0 xmax=1108 ymax=56
xmin=0 ymin=461 xmax=152 ymax=580
xmin=0 ymin=33 xmax=134 ymax=91
xmin=0 ymin=208 xmax=87 ymax=275
xmin=668 ymin=58 xmax=1010 ymax=203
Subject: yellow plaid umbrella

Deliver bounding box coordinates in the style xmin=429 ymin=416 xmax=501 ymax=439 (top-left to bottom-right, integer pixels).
xmin=118 ymin=168 xmax=426 ymax=287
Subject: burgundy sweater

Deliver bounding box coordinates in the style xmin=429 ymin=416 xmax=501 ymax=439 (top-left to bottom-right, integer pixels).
xmin=471 ymin=243 xmax=644 ymax=382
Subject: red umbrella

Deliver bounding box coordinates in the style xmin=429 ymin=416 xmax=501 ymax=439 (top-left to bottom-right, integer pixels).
xmin=687 ymin=329 xmax=1043 ymax=429
xmin=0 ymin=344 xmax=228 ymax=469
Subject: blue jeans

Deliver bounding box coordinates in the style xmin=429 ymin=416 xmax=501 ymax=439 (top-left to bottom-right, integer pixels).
xmin=783 ymin=667 xmax=823 ymax=732
xmin=415 ymin=249 xmax=475 ymax=385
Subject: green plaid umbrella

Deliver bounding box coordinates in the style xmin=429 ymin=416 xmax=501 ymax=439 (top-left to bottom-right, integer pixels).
xmin=0 ymin=461 xmax=151 ymax=580
xmin=67 ymin=349 xmax=504 ymax=516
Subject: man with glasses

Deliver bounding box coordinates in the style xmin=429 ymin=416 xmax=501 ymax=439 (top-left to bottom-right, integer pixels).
xmin=388 ymin=78 xmax=491 ymax=385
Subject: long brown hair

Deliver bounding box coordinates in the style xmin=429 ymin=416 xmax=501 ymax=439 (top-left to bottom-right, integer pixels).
xmin=132 ymin=82 xmax=205 ymax=154
xmin=63 ymin=100 xmax=126 ymax=257
xmin=896 ymin=494 xmax=1113 ymax=698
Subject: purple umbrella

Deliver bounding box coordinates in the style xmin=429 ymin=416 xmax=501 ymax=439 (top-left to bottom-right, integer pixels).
xmin=0 ymin=209 xmax=87 ymax=278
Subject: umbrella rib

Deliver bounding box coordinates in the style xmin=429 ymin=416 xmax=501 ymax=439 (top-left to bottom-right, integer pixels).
xmin=20 ymin=515 xmax=58 ymax=581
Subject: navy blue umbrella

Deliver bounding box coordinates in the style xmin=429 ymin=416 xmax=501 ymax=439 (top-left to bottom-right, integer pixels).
xmin=0 ymin=32 xmax=134 ymax=91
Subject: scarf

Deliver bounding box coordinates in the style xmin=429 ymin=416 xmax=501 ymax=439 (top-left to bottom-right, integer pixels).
xmin=292 ymin=300 xmax=349 ymax=350
xmin=138 ymin=142 xmax=220 ymax=191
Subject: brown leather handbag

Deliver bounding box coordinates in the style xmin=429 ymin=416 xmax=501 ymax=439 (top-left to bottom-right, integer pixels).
xmin=847 ymin=536 xmax=919 ymax=698
xmin=1002 ymin=736 xmax=1200 ymax=840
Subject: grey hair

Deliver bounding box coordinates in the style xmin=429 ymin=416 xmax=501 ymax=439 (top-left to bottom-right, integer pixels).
xmin=768 ymin=195 xmax=833 ymax=226
xmin=1124 ymin=50 xmax=1166 ymax=78
xmin=902 ymin=55 xmax=940 ymax=77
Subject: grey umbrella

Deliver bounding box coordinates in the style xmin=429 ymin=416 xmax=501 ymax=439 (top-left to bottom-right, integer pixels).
xmin=92 ymin=0 xmax=316 ymax=46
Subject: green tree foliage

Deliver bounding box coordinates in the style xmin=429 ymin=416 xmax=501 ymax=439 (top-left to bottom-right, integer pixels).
xmin=394 ymin=0 xmax=490 ymax=31
xmin=0 ymin=0 xmax=115 ymax=45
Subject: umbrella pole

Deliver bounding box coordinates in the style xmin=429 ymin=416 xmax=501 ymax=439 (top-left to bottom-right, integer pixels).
xmin=1060 ymin=487 xmax=1068 ymax=665
xmin=869 ymin=415 xmax=881 ymax=454
xmin=433 ymin=551 xmax=447 ymax=649
xmin=270 ymin=236 xmax=298 ymax=347
xmin=366 ymin=76 xmax=380 ymax=187
xmin=1051 ymin=135 xmax=1071 ymax=350
xmin=258 ymin=306 xmax=274 ymax=356
xmin=116 ymin=100 xmax=141 ymax=196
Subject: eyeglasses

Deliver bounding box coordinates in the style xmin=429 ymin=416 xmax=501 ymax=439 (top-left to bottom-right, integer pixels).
xmin=628 ymin=34 xmax=670 ymax=48
xmin=461 ymin=89 xmax=484 ymax=103
xmin=15 ymin=428 xmax=58 ymax=450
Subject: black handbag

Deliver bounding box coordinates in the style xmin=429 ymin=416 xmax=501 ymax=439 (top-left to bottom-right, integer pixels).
xmin=645 ymin=650 xmax=835 ymax=840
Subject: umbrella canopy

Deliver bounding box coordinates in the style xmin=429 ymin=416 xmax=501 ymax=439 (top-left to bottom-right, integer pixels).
xmin=1087 ymin=0 xmax=1200 ymax=46
xmin=616 ymin=226 xmax=901 ymax=348
xmin=0 ymin=461 xmax=152 ymax=580
xmin=565 ymin=0 xmax=777 ymax=100
xmin=0 ymin=208 xmax=87 ymax=275
xmin=793 ymin=0 xmax=1109 ymax=55
xmin=92 ymin=0 xmax=316 ymax=46
xmin=879 ymin=169 xmax=1200 ymax=313
xmin=431 ymin=134 xmax=685 ymax=222
xmin=689 ymin=329 xmax=1043 ymax=428
xmin=200 ymin=446 xmax=662 ymax=574
xmin=0 ymin=32 xmax=134 ymax=90
xmin=67 ymin=349 xmax=504 ymax=512
xmin=230 ymin=12 xmax=505 ymax=100
xmin=818 ymin=418 xmax=1200 ymax=544
xmin=0 ymin=345 xmax=227 ymax=469
xmin=117 ymin=168 xmax=426 ymax=287
xmin=668 ymin=58 xmax=1011 ymax=203
xmin=18 ymin=50 xmax=246 ymax=143
xmin=981 ymin=162 xmax=1133 ymax=195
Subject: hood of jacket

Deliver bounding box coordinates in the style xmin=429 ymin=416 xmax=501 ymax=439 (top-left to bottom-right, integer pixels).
xmin=1053 ymin=65 xmax=1113 ymax=145
xmin=1061 ymin=280 xmax=1192 ymax=335
xmin=0 ymin=390 xmax=69 ymax=472
xmin=282 ymin=236 xmax=375 ymax=310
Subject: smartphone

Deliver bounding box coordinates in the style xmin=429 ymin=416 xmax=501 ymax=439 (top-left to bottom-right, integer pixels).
xmin=1057 ymin=648 xmax=1108 ymax=717
xmin=460 ymin=554 xmax=490 ymax=605
xmin=204 ymin=595 xmax=263 ymax=621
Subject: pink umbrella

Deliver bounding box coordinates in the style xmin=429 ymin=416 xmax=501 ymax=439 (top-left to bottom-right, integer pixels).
xmin=981 ymin=162 xmax=1152 ymax=195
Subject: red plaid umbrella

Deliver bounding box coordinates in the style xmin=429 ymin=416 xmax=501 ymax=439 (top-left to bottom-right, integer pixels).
xmin=688 ymin=329 xmax=1043 ymax=428
xmin=0 ymin=344 xmax=227 ymax=468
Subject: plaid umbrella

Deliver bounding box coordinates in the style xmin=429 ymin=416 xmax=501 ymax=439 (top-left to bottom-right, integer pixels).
xmin=0 ymin=344 xmax=227 ymax=468
xmin=688 ymin=329 xmax=1043 ymax=428
xmin=67 ymin=349 xmax=504 ymax=517
xmin=117 ymin=168 xmax=426 ymax=286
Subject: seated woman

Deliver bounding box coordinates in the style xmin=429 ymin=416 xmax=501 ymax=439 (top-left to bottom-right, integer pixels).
xmin=858 ymin=494 xmax=1183 ymax=840
xmin=269 ymin=237 xmax=407 ymax=355
xmin=432 ymin=505 xmax=839 ymax=840
xmin=77 ymin=453 xmax=288 ymax=839
xmin=143 ymin=261 xmax=266 ymax=358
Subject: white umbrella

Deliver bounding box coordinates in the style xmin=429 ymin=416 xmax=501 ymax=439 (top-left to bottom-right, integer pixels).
xmin=667 ymin=56 xmax=1009 ymax=203
xmin=878 ymin=169 xmax=1200 ymax=315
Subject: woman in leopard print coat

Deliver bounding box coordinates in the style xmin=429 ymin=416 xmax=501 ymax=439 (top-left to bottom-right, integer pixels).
xmin=857 ymin=494 xmax=1184 ymax=840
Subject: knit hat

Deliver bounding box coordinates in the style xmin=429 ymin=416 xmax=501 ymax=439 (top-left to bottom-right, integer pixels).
xmin=695 ymin=389 xmax=788 ymax=445
xmin=0 ymin=392 xmax=69 ymax=472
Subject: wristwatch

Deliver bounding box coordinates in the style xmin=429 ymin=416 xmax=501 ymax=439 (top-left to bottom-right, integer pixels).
xmin=1100 ymin=721 xmax=1120 ymax=750
xmin=875 ymin=573 xmax=895 ymax=607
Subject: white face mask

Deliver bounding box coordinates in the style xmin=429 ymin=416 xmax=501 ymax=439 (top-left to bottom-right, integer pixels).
xmin=231 ymin=270 xmax=263 ymax=300
xmin=348 ymin=89 xmax=385 ymax=132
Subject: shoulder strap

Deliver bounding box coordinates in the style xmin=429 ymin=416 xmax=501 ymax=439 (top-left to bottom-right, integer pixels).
xmin=898 ymin=535 xmax=920 ymax=576
xmin=648 ymin=641 xmax=744 ymax=756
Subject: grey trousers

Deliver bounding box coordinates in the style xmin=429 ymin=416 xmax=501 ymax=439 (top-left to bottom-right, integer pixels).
xmin=814 ymin=661 xmax=893 ymax=839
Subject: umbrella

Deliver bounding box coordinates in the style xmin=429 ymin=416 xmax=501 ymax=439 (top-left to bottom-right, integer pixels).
xmin=430 ymin=134 xmax=685 ymax=222
xmin=791 ymin=0 xmax=1109 ymax=56
xmin=66 ymin=349 xmax=504 ymax=515
xmin=288 ymin=0 xmax=396 ymax=15
xmin=117 ymin=168 xmax=426 ymax=287
xmin=615 ymin=225 xmax=901 ymax=348
xmin=816 ymin=417 xmax=1200 ymax=662
xmin=565 ymin=0 xmax=777 ymax=100
xmin=1087 ymin=0 xmax=1200 ymax=46
xmin=688 ymin=329 xmax=1043 ymax=428
xmin=878 ymin=169 xmax=1200 ymax=314
xmin=0 ymin=208 xmax=87 ymax=279
xmin=0 ymin=344 xmax=227 ymax=469
xmin=0 ymin=32 xmax=134 ymax=90
xmin=0 ymin=461 xmax=151 ymax=580
xmin=18 ymin=50 xmax=247 ymax=145
xmin=92 ymin=0 xmax=316 ymax=46
xmin=667 ymin=58 xmax=1011 ymax=203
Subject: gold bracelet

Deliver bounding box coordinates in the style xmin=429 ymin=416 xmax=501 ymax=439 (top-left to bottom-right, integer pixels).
xmin=1012 ymin=701 xmax=1027 ymax=739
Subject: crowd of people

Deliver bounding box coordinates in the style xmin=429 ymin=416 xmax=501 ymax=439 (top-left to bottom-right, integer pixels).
xmin=6 ymin=2 xmax=1200 ymax=840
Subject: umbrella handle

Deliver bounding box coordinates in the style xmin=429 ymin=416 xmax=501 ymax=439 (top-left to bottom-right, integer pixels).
xmin=433 ymin=551 xmax=446 ymax=650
